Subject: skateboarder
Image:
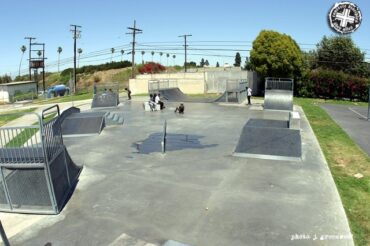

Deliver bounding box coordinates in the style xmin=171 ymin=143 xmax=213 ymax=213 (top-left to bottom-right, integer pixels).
xmin=125 ymin=88 xmax=131 ymax=100
xmin=175 ymin=103 xmax=185 ymax=114
xmin=246 ymin=86 xmax=252 ymax=105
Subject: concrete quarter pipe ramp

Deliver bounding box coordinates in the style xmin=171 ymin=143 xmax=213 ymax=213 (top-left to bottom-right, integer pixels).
xmin=0 ymin=105 xmax=82 ymax=214
xmin=263 ymin=78 xmax=294 ymax=111
xmin=159 ymin=88 xmax=234 ymax=103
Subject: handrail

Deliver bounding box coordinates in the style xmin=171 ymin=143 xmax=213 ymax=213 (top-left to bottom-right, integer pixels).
xmin=42 ymin=104 xmax=60 ymax=119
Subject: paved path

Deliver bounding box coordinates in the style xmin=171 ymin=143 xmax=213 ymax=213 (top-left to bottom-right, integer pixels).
xmin=321 ymin=104 xmax=370 ymax=156
xmin=1 ymin=101 xmax=353 ymax=246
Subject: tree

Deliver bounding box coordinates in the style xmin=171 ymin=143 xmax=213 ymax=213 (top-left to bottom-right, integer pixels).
xmin=234 ymin=52 xmax=241 ymax=67
xmin=151 ymin=51 xmax=155 ymax=62
xmin=250 ymin=30 xmax=304 ymax=78
xmin=185 ymin=61 xmax=197 ymax=68
xmin=200 ymin=58 xmax=205 ymax=67
xmin=19 ymin=45 xmax=27 ymax=77
xmin=141 ymin=51 xmax=145 ymax=64
xmin=172 ymin=55 xmax=176 ymax=65
xmin=159 ymin=52 xmax=163 ymax=64
xmin=120 ymin=50 xmax=125 ymax=61
xmin=57 ymin=47 xmax=62 ymax=72
xmin=314 ymin=35 xmax=366 ymax=75
xmin=166 ymin=53 xmax=170 ymax=67
xmin=111 ymin=48 xmax=115 ymax=62
xmin=37 ymin=50 xmax=42 ymax=57
xmin=77 ymin=48 xmax=83 ymax=68
xmin=0 ymin=74 xmax=12 ymax=84
xmin=205 ymin=60 xmax=209 ymax=66
xmin=216 ymin=62 xmax=220 ymax=67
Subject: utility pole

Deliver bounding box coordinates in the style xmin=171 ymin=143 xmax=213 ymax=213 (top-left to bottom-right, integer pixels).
xmin=70 ymin=24 xmax=82 ymax=94
xmin=126 ymin=20 xmax=142 ymax=78
xmin=178 ymin=34 xmax=192 ymax=72
xmin=24 ymin=37 xmax=36 ymax=80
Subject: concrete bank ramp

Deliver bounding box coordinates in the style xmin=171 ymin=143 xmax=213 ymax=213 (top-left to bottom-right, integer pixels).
xmin=60 ymin=107 xmax=106 ymax=137
xmin=234 ymin=119 xmax=301 ymax=161
xmin=159 ymin=88 xmax=231 ymax=103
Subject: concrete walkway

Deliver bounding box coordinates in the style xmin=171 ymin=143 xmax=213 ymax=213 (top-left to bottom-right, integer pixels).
xmin=1 ymin=101 xmax=353 ymax=246
xmin=321 ymin=104 xmax=370 ymax=156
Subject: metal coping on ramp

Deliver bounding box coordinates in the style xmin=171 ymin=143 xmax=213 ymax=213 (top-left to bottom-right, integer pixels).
xmin=264 ymin=78 xmax=294 ymax=111
xmin=233 ymin=118 xmax=301 ymax=161
xmin=0 ymin=105 xmax=82 ymax=214
xmin=61 ymin=109 xmax=106 ymax=137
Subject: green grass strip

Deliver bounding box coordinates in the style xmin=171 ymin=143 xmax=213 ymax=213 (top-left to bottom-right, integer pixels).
xmin=295 ymin=98 xmax=370 ymax=246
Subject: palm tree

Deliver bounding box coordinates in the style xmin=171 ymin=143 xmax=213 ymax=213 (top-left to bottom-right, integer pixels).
xmin=172 ymin=55 xmax=176 ymax=66
xmin=166 ymin=53 xmax=170 ymax=67
xmin=141 ymin=51 xmax=145 ymax=65
xmin=120 ymin=50 xmax=124 ymax=61
xmin=77 ymin=48 xmax=83 ymax=68
xmin=151 ymin=51 xmax=155 ymax=62
xmin=37 ymin=50 xmax=42 ymax=57
xmin=19 ymin=45 xmax=27 ymax=77
xmin=159 ymin=52 xmax=163 ymax=64
xmin=57 ymin=47 xmax=62 ymax=72
xmin=111 ymin=48 xmax=115 ymax=62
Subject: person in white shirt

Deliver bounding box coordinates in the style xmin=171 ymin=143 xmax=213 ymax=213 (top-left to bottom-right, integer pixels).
xmin=247 ymin=87 xmax=252 ymax=105
xmin=155 ymin=93 xmax=165 ymax=110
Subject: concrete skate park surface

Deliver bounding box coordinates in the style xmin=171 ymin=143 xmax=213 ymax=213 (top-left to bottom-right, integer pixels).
xmin=1 ymin=100 xmax=352 ymax=246
xmin=321 ymin=104 xmax=370 ymax=156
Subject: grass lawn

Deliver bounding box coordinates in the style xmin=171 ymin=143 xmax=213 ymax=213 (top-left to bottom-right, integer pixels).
xmin=295 ymin=97 xmax=370 ymax=246
xmin=0 ymin=108 xmax=36 ymax=127
xmin=34 ymin=93 xmax=92 ymax=105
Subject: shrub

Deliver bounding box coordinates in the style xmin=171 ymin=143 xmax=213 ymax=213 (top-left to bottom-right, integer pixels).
xmin=298 ymin=69 xmax=369 ymax=101
xmin=138 ymin=62 xmax=166 ymax=74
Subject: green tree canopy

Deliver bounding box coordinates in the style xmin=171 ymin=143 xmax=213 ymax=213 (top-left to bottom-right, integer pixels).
xmin=250 ymin=30 xmax=304 ymax=78
xmin=234 ymin=52 xmax=241 ymax=67
xmin=200 ymin=58 xmax=205 ymax=67
xmin=313 ymin=35 xmax=366 ymax=76
xmin=216 ymin=62 xmax=220 ymax=67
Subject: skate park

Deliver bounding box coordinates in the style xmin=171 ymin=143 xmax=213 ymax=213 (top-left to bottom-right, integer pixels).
xmin=0 ymin=78 xmax=354 ymax=246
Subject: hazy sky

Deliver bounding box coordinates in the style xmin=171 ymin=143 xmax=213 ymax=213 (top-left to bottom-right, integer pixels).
xmin=0 ymin=0 xmax=369 ymax=76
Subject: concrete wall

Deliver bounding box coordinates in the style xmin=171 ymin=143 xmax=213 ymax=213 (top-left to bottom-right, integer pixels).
xmin=129 ymin=72 xmax=205 ymax=95
xmin=205 ymin=71 xmax=248 ymax=93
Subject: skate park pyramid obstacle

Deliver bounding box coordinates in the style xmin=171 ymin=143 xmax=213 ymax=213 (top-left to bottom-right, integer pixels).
xmin=0 ymin=105 xmax=82 ymax=214
xmin=91 ymin=82 xmax=120 ymax=108
xmin=234 ymin=77 xmax=302 ymax=160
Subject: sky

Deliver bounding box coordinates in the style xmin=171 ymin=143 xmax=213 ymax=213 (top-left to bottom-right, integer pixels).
xmin=0 ymin=0 xmax=369 ymax=76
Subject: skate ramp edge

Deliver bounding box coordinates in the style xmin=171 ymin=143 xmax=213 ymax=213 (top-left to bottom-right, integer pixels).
xmin=234 ymin=119 xmax=301 ymax=161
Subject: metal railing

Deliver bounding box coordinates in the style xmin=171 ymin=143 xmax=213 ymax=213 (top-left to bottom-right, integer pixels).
xmin=265 ymin=77 xmax=294 ymax=91
xmin=148 ymin=79 xmax=178 ymax=93
xmin=226 ymin=79 xmax=248 ymax=92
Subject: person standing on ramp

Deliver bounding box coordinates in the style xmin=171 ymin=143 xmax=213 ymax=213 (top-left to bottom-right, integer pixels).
xmin=247 ymin=86 xmax=252 ymax=105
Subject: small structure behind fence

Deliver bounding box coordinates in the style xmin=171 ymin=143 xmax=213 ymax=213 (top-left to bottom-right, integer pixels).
xmin=148 ymin=79 xmax=178 ymax=94
xmin=0 ymin=105 xmax=82 ymax=214
xmin=92 ymin=82 xmax=120 ymax=108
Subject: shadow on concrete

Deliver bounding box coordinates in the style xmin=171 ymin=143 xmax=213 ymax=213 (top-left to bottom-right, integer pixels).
xmin=133 ymin=133 xmax=217 ymax=154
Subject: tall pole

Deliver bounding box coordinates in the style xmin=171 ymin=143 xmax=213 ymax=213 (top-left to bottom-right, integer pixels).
xmin=70 ymin=24 xmax=81 ymax=94
xmin=126 ymin=20 xmax=142 ymax=79
xmin=179 ymin=34 xmax=192 ymax=72
xmin=367 ymin=85 xmax=370 ymax=121
xmin=24 ymin=37 xmax=36 ymax=80
xmin=42 ymin=43 xmax=45 ymax=92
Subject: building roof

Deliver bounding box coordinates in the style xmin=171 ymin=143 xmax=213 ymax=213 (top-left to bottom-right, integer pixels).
xmin=0 ymin=81 xmax=36 ymax=86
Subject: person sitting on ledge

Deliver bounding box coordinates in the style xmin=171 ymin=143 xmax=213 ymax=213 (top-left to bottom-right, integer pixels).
xmin=175 ymin=103 xmax=185 ymax=114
